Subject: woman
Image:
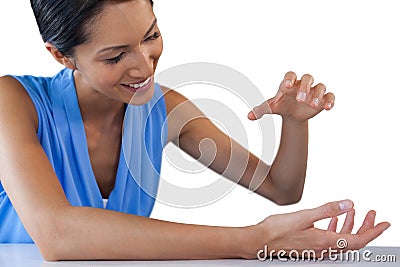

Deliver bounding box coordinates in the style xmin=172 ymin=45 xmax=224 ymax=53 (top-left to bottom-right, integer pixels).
xmin=0 ymin=0 xmax=390 ymax=261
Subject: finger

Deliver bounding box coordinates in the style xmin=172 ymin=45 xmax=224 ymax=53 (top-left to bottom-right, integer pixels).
xmin=356 ymin=210 xmax=376 ymax=234
xmin=309 ymin=83 xmax=326 ymax=108
xmin=322 ymin=92 xmax=335 ymax=110
xmin=296 ymin=74 xmax=314 ymax=102
xmin=270 ymin=71 xmax=298 ymax=104
xmin=303 ymin=200 xmax=354 ymax=223
xmin=281 ymin=71 xmax=297 ymax=90
xmin=247 ymin=110 xmax=257 ymax=121
xmin=327 ymin=217 xmax=338 ymax=232
xmin=247 ymin=99 xmax=273 ymax=120
xmin=344 ymin=222 xmax=391 ymax=250
xmin=339 ymin=209 xmax=355 ymax=234
xmin=269 ymin=90 xmax=284 ymax=106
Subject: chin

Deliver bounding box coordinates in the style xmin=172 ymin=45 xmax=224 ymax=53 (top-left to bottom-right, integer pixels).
xmin=127 ymin=84 xmax=155 ymax=106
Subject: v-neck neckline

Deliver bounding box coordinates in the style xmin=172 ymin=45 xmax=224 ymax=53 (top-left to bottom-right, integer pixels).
xmin=61 ymin=69 xmax=124 ymax=208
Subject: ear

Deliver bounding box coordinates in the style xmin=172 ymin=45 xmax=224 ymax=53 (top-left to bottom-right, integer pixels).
xmin=45 ymin=42 xmax=76 ymax=70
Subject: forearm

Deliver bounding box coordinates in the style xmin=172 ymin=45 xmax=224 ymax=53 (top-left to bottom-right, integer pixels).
xmin=268 ymin=118 xmax=308 ymax=201
xmin=43 ymin=206 xmax=248 ymax=261
xmin=174 ymin=111 xmax=308 ymax=205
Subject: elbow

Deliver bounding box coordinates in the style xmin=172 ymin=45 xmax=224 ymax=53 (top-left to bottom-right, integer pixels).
xmin=271 ymin=180 xmax=305 ymax=206
xmin=273 ymin=193 xmax=303 ymax=206
xmin=274 ymin=197 xmax=301 ymax=206
xmin=36 ymin=228 xmax=71 ymax=261
xmin=34 ymin=229 xmax=65 ymax=261
xmin=39 ymin=246 xmax=62 ymax=262
xmin=31 ymin=215 xmax=70 ymax=261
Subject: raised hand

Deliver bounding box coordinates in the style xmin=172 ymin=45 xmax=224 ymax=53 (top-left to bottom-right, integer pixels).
xmin=248 ymin=71 xmax=335 ymax=122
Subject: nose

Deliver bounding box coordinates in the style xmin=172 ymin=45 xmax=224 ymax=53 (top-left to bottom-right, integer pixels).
xmin=127 ymin=46 xmax=153 ymax=78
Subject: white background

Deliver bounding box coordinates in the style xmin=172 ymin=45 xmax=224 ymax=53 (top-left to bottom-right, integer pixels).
xmin=0 ymin=1 xmax=398 ymax=246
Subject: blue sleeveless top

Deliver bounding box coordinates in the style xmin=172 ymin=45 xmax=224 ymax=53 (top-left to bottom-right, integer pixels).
xmin=0 ymin=68 xmax=168 ymax=243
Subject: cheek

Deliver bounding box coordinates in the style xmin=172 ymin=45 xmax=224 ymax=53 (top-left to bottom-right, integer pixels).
xmin=75 ymin=54 xmax=123 ymax=91
xmin=152 ymin=37 xmax=163 ymax=69
xmin=92 ymin=68 xmax=122 ymax=88
xmin=156 ymin=36 xmax=163 ymax=57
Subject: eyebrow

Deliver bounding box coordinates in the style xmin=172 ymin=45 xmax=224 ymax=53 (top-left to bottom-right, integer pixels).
xmin=144 ymin=18 xmax=158 ymax=38
xmin=96 ymin=18 xmax=158 ymax=55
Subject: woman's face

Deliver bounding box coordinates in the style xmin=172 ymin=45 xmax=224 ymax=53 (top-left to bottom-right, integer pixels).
xmin=72 ymin=0 xmax=162 ymax=105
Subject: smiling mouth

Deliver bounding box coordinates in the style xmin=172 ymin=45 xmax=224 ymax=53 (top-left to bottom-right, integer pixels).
xmin=121 ymin=77 xmax=152 ymax=89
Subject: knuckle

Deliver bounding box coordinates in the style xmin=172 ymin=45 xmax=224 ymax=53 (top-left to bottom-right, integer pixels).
xmin=353 ymin=238 xmax=367 ymax=250
xmin=285 ymin=71 xmax=296 ymax=77
xmin=323 ymin=92 xmax=333 ymax=101
xmin=323 ymin=203 xmax=338 ymax=217
xmin=261 ymin=105 xmax=271 ymax=114
xmin=347 ymin=234 xmax=368 ymax=250
xmin=313 ymin=238 xmax=326 ymax=250
xmin=301 ymin=73 xmax=314 ymax=82
xmin=253 ymin=105 xmax=264 ymax=114
xmin=315 ymin=83 xmax=326 ymax=92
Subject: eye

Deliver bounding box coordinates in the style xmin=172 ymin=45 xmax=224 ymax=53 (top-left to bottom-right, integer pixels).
xmin=104 ymin=52 xmax=125 ymax=65
xmin=144 ymin=31 xmax=161 ymax=42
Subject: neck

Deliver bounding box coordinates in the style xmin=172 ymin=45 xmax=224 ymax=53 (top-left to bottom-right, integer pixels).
xmin=73 ymin=71 xmax=125 ymax=130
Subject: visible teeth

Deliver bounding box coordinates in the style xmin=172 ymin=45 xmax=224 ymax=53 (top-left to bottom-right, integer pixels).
xmin=140 ymin=77 xmax=151 ymax=87
xmin=126 ymin=77 xmax=151 ymax=89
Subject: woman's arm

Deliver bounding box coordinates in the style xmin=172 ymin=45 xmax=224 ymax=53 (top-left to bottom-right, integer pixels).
xmin=248 ymin=72 xmax=335 ymax=203
xmin=162 ymin=72 xmax=334 ymax=205
xmin=1 ymin=77 xmax=387 ymax=261
xmin=0 ymin=77 xmax=245 ymax=260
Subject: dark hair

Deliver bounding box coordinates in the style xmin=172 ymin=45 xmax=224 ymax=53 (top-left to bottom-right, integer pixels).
xmin=30 ymin=0 xmax=154 ymax=57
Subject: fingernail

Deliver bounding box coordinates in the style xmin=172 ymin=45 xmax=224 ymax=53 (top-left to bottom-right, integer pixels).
xmin=339 ymin=200 xmax=353 ymax=211
xmin=312 ymin=98 xmax=319 ymax=106
xmin=284 ymin=80 xmax=292 ymax=88
xmin=297 ymin=92 xmax=307 ymax=102
xmin=325 ymin=102 xmax=333 ymax=110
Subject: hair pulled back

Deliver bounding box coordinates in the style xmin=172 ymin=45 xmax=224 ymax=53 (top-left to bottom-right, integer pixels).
xmin=30 ymin=0 xmax=154 ymax=57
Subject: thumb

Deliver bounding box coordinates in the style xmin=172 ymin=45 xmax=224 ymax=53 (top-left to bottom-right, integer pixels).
xmin=247 ymin=97 xmax=275 ymax=121
xmin=304 ymin=199 xmax=354 ymax=222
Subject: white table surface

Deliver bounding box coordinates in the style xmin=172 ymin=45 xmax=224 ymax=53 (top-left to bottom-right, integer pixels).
xmin=0 ymin=245 xmax=398 ymax=267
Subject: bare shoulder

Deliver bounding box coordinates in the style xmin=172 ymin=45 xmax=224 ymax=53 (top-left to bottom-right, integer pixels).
xmin=159 ymin=84 xmax=211 ymax=143
xmin=160 ymin=85 xmax=204 ymax=114
xmin=160 ymin=85 xmax=188 ymax=108
xmin=0 ymin=75 xmax=38 ymax=129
